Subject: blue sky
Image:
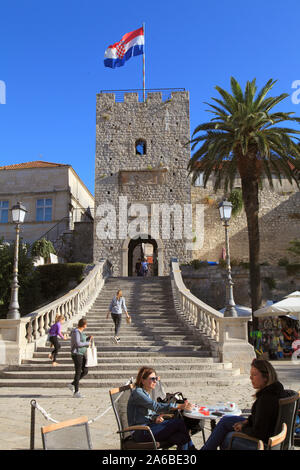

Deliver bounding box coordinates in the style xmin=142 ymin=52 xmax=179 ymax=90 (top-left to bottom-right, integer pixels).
xmin=1 ymin=0 xmax=300 ymax=194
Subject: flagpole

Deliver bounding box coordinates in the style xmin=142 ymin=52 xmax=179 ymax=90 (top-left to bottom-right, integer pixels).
xmin=142 ymin=22 xmax=145 ymax=102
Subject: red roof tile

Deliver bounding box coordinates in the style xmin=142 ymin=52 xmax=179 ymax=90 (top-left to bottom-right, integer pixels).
xmin=0 ymin=161 xmax=70 ymax=170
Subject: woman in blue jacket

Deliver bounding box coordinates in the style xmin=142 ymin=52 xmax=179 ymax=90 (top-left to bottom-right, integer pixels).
xmin=127 ymin=366 xmax=196 ymax=450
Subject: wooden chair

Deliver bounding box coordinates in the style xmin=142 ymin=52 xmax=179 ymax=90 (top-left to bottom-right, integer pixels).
xmin=109 ymin=384 xmax=174 ymax=450
xmin=228 ymin=432 xmax=264 ymax=450
xmin=273 ymin=390 xmax=300 ymax=450
xmin=41 ymin=416 xmax=92 ymax=450
xmin=240 ymin=389 xmax=300 ymax=450
xmin=267 ymin=423 xmax=287 ymax=450
xmin=228 ymin=423 xmax=287 ymax=450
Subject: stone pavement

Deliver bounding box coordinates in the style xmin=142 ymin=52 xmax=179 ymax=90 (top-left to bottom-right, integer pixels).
xmin=0 ymin=361 xmax=299 ymax=451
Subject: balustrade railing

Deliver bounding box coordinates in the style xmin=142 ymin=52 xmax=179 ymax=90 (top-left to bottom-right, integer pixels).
xmin=22 ymin=259 xmax=112 ymax=348
xmin=170 ymin=259 xmax=253 ymax=366
xmin=171 ymin=260 xmax=224 ymax=345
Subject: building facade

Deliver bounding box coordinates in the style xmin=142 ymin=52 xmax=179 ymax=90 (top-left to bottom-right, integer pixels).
xmin=0 ymin=161 xmax=94 ymax=260
xmin=93 ymin=90 xmax=193 ymax=276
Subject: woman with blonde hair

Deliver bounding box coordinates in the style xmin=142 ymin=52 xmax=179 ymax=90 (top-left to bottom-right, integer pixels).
xmin=127 ymin=366 xmax=196 ymax=450
xmin=48 ymin=315 xmax=67 ymax=366
xmin=201 ymin=359 xmax=286 ymax=450
xmin=106 ymin=289 xmax=130 ymax=344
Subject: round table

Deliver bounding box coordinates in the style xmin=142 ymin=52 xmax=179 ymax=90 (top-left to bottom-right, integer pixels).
xmin=183 ymin=404 xmax=242 ymax=440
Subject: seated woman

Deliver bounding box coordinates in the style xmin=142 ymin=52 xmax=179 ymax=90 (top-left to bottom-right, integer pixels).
xmin=127 ymin=366 xmax=196 ymax=450
xmin=201 ymin=359 xmax=286 ymax=450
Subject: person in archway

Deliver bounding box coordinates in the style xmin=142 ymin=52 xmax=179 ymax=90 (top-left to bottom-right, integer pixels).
xmin=135 ymin=258 xmax=142 ymax=276
xmin=106 ymin=289 xmax=130 ymax=343
xmin=140 ymin=258 xmax=149 ymax=277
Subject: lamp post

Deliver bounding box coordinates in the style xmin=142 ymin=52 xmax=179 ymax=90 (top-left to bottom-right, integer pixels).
xmin=7 ymin=202 xmax=27 ymax=320
xmin=218 ymin=199 xmax=238 ymax=318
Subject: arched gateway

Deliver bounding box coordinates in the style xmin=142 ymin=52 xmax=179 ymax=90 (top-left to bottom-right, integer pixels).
xmin=122 ymin=236 xmax=163 ymax=277
xmin=93 ymin=89 xmax=191 ymax=276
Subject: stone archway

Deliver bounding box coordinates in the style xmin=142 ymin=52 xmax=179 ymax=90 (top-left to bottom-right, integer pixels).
xmin=121 ymin=236 xmax=164 ymax=277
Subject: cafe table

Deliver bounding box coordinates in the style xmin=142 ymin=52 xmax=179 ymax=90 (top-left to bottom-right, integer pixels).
xmin=183 ymin=403 xmax=243 ymax=443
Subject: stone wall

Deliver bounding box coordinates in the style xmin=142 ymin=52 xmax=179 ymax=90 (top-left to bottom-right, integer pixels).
xmin=190 ymin=182 xmax=300 ymax=264
xmin=181 ymin=265 xmax=300 ymax=311
xmin=72 ymin=221 xmax=93 ymax=263
xmin=93 ymin=91 xmax=192 ymax=275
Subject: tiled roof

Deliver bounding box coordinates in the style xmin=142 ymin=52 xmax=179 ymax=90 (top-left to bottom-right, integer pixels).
xmin=0 ymin=161 xmax=70 ymax=170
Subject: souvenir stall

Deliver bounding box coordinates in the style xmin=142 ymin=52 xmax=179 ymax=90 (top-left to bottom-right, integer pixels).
xmin=253 ymin=292 xmax=300 ymax=360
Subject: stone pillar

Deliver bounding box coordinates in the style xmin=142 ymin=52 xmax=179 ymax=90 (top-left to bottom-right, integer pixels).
xmin=218 ymin=317 xmax=256 ymax=374
xmin=0 ymin=319 xmax=32 ymax=366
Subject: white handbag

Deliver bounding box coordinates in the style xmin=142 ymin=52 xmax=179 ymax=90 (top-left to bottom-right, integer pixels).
xmin=86 ymin=340 xmax=98 ymax=367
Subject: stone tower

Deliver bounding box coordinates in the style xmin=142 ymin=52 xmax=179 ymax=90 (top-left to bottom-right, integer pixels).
xmin=94 ymin=90 xmax=193 ymax=276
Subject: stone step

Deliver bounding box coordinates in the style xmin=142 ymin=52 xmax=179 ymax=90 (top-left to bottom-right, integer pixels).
xmin=0 ymin=275 xmax=245 ymax=389
xmin=13 ymin=362 xmax=232 ymax=371
xmin=0 ymin=376 xmax=249 ymax=388
xmin=33 ymin=350 xmax=213 ymax=359
xmin=39 ymin=346 xmax=209 ymax=353
xmin=48 ymin=334 xmax=201 ymax=341
xmin=0 ymin=369 xmax=241 ymax=380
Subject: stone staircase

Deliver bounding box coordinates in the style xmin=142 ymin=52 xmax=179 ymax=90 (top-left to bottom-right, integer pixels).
xmin=0 ymin=277 xmax=248 ymax=388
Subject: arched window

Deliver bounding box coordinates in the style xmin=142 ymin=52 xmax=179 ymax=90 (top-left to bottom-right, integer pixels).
xmin=135 ymin=139 xmax=147 ymax=155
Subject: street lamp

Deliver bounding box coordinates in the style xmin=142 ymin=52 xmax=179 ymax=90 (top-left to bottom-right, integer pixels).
xmin=218 ymin=199 xmax=238 ymax=317
xmin=7 ymin=202 xmax=27 ymax=320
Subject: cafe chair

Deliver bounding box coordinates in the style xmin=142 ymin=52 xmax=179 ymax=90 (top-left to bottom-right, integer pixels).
xmin=241 ymin=389 xmax=299 ymax=450
xmin=228 ymin=423 xmax=287 ymax=450
xmin=41 ymin=416 xmax=92 ymax=450
xmin=273 ymin=389 xmax=299 ymax=450
xmin=109 ymin=384 xmax=174 ymax=450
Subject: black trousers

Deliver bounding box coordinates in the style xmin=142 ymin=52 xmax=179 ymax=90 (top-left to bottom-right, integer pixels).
xmin=111 ymin=313 xmax=122 ymax=336
xmin=49 ymin=336 xmax=61 ymax=362
xmin=71 ymin=354 xmax=88 ymax=392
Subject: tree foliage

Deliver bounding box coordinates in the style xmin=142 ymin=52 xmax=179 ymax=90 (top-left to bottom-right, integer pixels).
xmin=0 ymin=239 xmax=40 ymax=316
xmin=189 ymin=77 xmax=300 ymax=324
xmin=31 ymin=238 xmax=56 ymax=260
xmin=287 ymin=239 xmax=300 ymax=258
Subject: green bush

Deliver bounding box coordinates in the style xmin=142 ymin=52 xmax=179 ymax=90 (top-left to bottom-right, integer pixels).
xmin=286 ymin=264 xmax=300 ymax=276
xmin=278 ymin=257 xmax=289 ymax=267
xmin=287 ymin=239 xmax=300 ymax=258
xmin=189 ymin=259 xmax=209 ymax=270
xmin=36 ymin=263 xmax=87 ymax=300
xmin=0 ymin=239 xmax=42 ymax=316
xmin=31 ymin=238 xmax=56 ymax=260
xmin=263 ymin=276 xmax=277 ymax=290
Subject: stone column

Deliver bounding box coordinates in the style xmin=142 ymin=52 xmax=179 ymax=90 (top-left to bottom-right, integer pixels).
xmin=218 ymin=317 xmax=256 ymax=374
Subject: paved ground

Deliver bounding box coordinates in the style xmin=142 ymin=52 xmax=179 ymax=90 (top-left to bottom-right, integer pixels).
xmin=0 ymin=360 xmax=299 ymax=451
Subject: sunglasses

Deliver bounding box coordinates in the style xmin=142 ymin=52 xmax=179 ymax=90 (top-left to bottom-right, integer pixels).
xmin=149 ymin=376 xmax=159 ymax=382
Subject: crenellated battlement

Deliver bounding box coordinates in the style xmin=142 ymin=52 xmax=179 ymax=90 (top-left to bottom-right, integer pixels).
xmin=97 ymin=88 xmax=188 ymax=105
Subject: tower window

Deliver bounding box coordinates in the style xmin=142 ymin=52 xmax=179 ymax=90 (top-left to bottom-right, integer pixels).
xmin=135 ymin=139 xmax=147 ymax=155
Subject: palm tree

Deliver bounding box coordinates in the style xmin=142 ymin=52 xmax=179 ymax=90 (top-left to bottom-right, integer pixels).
xmin=189 ymin=77 xmax=300 ymax=329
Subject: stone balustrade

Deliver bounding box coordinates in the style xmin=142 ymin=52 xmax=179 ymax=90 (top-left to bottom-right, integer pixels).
xmin=0 ymin=260 xmax=112 ymax=365
xmin=170 ymin=259 xmax=255 ymax=373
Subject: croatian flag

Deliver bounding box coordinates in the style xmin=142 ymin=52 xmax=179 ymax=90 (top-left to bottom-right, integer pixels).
xmin=104 ymin=27 xmax=144 ymax=69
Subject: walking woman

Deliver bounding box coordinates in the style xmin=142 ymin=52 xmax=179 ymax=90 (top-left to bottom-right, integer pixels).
xmin=48 ymin=315 xmax=67 ymax=366
xmin=106 ymin=289 xmax=130 ymax=343
xmin=127 ymin=366 xmax=196 ymax=450
xmin=69 ymin=317 xmax=93 ymax=398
